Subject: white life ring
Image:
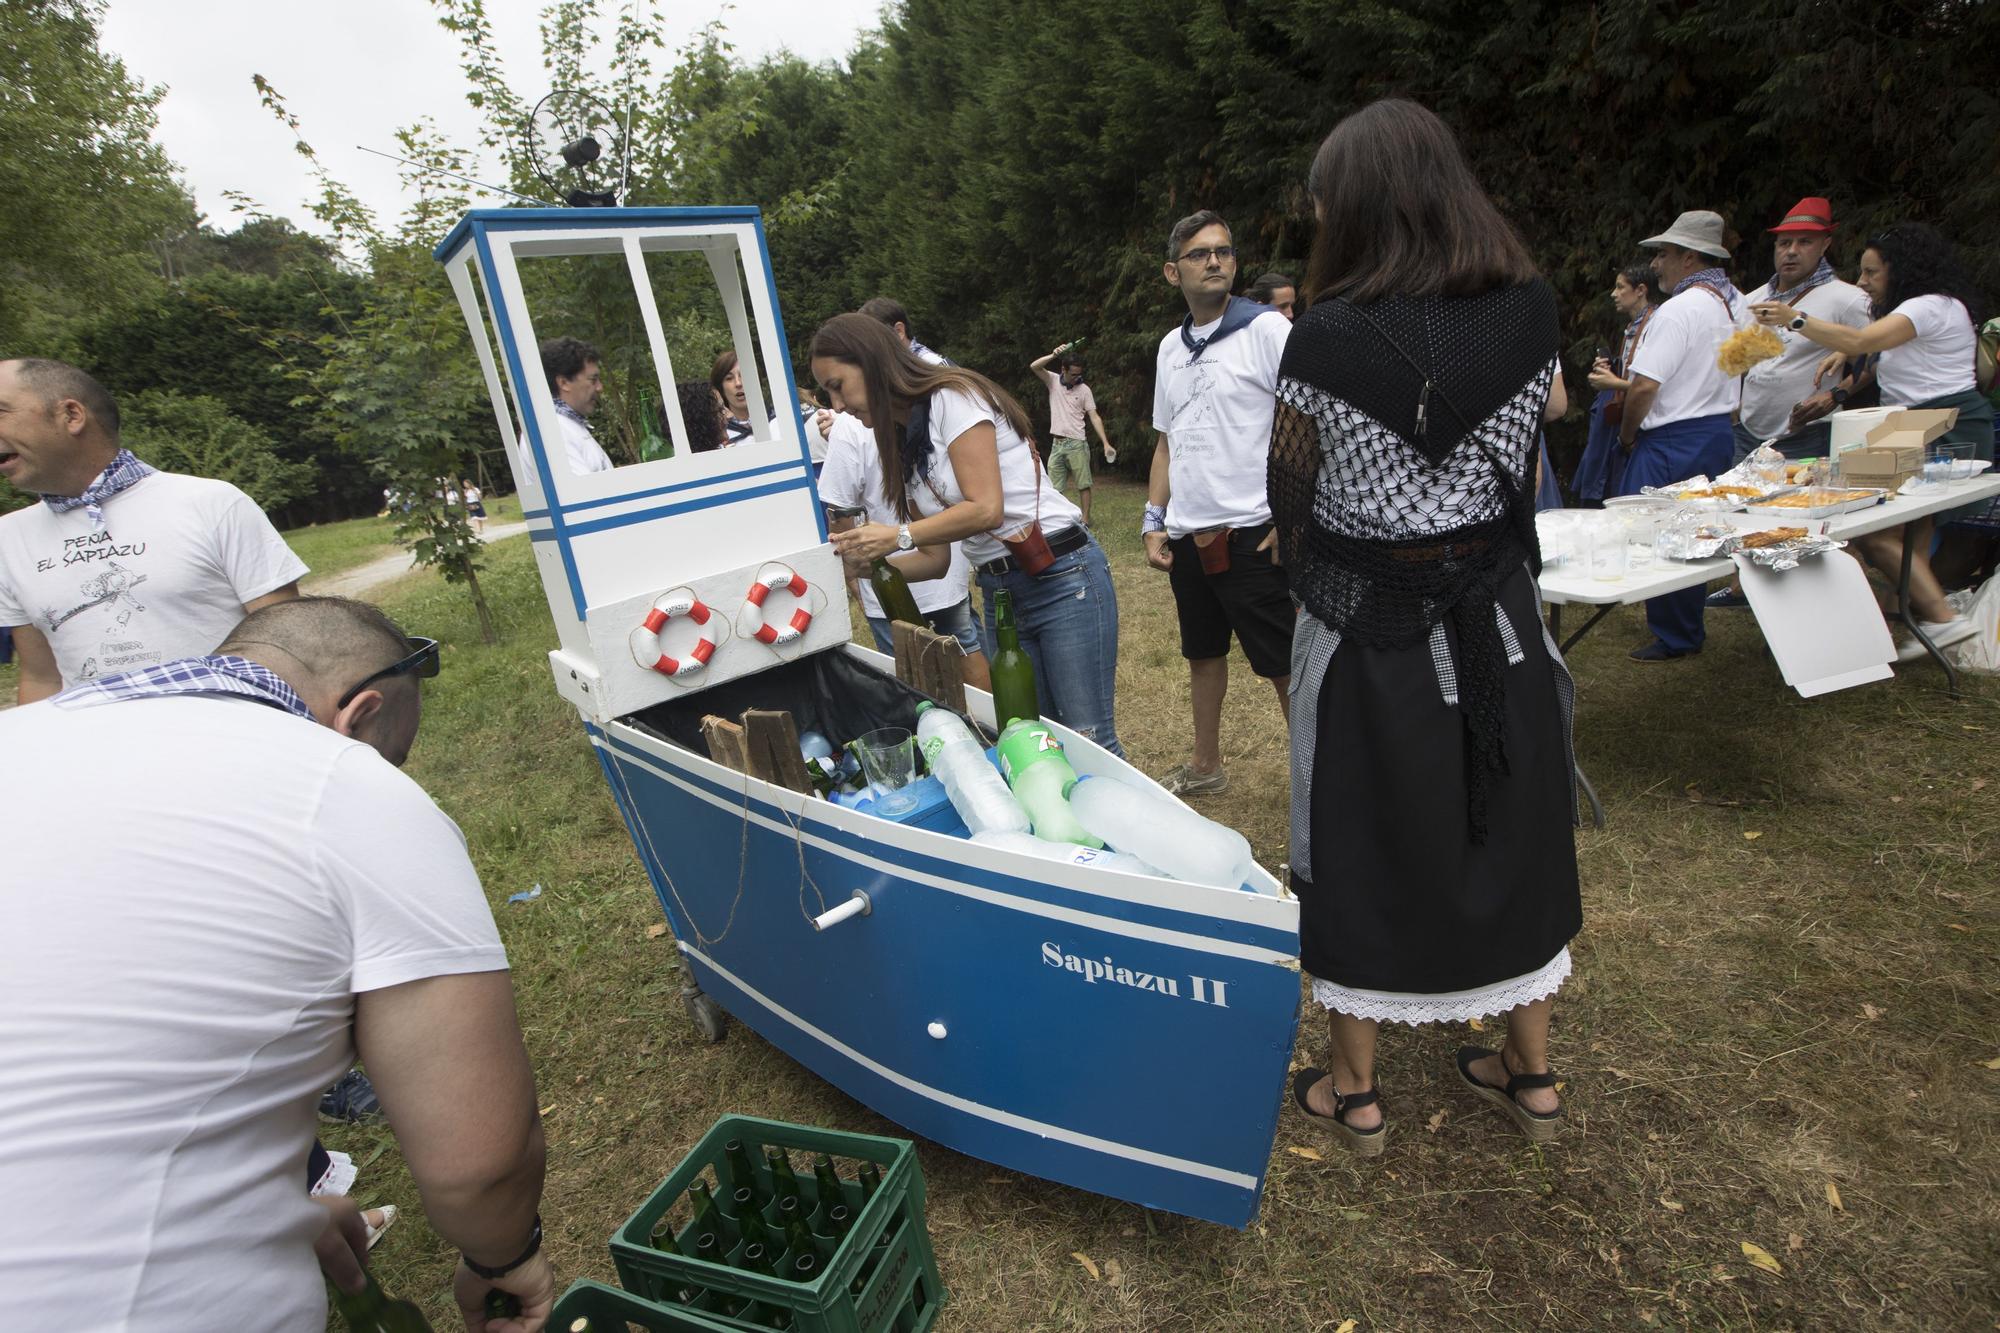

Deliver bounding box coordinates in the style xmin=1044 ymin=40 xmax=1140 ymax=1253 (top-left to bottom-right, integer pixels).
xmin=631 ymin=590 xmax=718 ymax=677
xmin=744 ymin=565 xmax=814 ymax=646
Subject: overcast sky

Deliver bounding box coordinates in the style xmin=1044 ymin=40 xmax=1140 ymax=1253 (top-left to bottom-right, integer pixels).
xmin=99 ymin=0 xmax=885 ymax=236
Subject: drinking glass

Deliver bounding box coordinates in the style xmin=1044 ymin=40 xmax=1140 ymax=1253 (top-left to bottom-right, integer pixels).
xmin=1625 ymin=513 xmax=1656 ymax=570
xmin=1588 ymin=515 xmax=1627 ymax=582
xmin=852 ymin=727 xmax=920 ymax=815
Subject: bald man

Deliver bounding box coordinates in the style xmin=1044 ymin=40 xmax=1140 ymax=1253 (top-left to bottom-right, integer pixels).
xmin=0 ymin=597 xmax=553 ymax=1330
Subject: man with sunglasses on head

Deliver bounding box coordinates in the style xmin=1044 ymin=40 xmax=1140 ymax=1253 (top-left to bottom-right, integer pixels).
xmin=0 ymin=596 xmax=554 ymax=1331
xmin=1144 ymin=210 xmax=1296 ymax=797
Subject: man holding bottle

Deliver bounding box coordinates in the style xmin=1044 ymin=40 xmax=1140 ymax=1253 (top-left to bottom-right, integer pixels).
xmin=1145 ymin=210 xmax=1296 ymax=797
xmin=1029 ymin=342 xmax=1118 ymax=526
xmin=0 ymin=597 xmax=553 ymax=1331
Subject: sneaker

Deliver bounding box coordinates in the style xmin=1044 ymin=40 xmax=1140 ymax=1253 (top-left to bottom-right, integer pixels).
xmin=1895 ymin=617 xmax=1979 ymax=663
xmin=1628 ymin=639 xmax=1699 ymax=663
xmin=1705 ymin=587 xmax=1749 ymax=609
xmin=318 ymin=1069 xmax=385 ymax=1124
xmin=1157 ymin=763 xmax=1228 ymax=796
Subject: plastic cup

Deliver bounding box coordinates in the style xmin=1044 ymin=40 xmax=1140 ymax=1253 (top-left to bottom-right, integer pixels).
xmin=852 ymin=727 xmax=919 ymax=815
xmin=1589 ymin=515 xmax=1627 ymax=582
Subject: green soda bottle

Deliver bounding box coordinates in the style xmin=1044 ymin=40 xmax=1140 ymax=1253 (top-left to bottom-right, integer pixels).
xmin=483 ymin=1290 xmax=522 ymax=1321
xmin=724 ymin=1139 xmax=761 ymax=1200
xmin=766 ymin=1147 xmax=802 ymax=1205
xmin=638 ymin=388 xmax=672 ymax=461
xmin=870 ymin=556 xmax=925 ymax=628
xmin=811 ymin=1154 xmax=845 ymax=1217
xmin=858 ymin=1160 xmax=883 ymax=1201
xmin=334 ymin=1272 xmax=434 ymax=1332
xmin=988 ymin=591 xmax=1040 ymax=729
xmin=689 ymin=1179 xmax=724 ymax=1238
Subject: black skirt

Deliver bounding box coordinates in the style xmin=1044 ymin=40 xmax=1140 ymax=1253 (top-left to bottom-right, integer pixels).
xmin=1293 ymin=565 xmax=1581 ymax=995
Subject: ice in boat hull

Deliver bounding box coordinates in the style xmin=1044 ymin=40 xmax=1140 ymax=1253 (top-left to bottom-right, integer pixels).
xmin=436 ymin=206 xmax=1302 ymax=1228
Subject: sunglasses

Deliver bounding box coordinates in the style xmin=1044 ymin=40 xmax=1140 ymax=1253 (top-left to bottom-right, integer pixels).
xmin=337 ymin=636 xmax=441 ymax=710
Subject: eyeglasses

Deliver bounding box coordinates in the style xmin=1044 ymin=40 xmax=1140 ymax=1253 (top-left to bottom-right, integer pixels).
xmin=1176 ymin=246 xmax=1236 ymax=265
xmin=337 ymin=636 xmax=440 ymax=710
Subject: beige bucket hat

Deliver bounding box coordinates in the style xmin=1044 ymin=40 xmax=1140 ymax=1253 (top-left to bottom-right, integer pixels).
xmin=1639 ymin=209 xmax=1732 ymax=259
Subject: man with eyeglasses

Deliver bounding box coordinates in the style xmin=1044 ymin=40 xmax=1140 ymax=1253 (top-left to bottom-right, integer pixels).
xmin=0 ymin=596 xmax=555 ymax=1330
xmin=1145 ymin=210 xmax=1296 ymax=797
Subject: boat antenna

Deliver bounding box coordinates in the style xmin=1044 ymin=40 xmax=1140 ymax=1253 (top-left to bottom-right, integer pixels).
xmin=356 ymin=145 xmax=555 ymax=207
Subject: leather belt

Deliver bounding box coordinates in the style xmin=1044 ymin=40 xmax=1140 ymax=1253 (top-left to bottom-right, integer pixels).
xmin=977 ymin=523 xmax=1090 ymax=576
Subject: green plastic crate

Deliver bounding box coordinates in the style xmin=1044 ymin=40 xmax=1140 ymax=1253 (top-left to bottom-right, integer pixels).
xmin=610 ymin=1115 xmax=943 ymax=1333
xmin=548 ymin=1279 xmax=740 ymax=1331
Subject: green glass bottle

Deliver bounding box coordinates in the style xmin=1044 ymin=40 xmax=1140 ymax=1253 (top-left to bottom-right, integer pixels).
xmin=870 ymin=556 xmax=925 ymax=628
xmin=564 ymin=1319 xmax=595 ymax=1333
xmin=650 ymin=1216 xmax=681 ymax=1254
xmin=724 ymin=1139 xmax=760 ymax=1200
xmin=811 ymin=1154 xmax=844 ymax=1216
xmin=857 ymin=1160 xmax=884 ymax=1201
xmin=689 ymin=1179 xmax=724 ymax=1238
xmin=988 ymin=591 xmax=1040 ymax=729
xmin=740 ymin=1240 xmax=777 ymax=1276
xmin=333 ymin=1272 xmax=434 ymax=1332
xmin=825 ymin=1203 xmax=852 ymax=1240
xmin=790 ymin=1251 xmax=820 ymax=1284
xmin=775 ymin=1195 xmax=803 ymax=1237
xmin=736 ymin=1198 xmax=774 ymax=1254
xmin=637 ymin=388 xmax=672 ymax=461
xmin=483 ymin=1290 xmax=523 ymax=1321
xmin=782 ymin=1212 xmax=820 ymax=1268
xmin=695 ymin=1230 xmax=726 ymax=1265
xmin=766 ymin=1147 xmax=802 ymax=1205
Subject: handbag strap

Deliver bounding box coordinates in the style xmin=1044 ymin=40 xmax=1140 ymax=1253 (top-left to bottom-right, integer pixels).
xmin=917 ymin=392 xmax=1044 ymax=538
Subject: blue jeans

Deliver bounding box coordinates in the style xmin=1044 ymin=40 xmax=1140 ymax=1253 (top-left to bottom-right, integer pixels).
xmin=975 ymin=536 xmax=1123 ymax=756
xmin=1620 ymin=413 xmax=1735 ymax=652
xmin=865 ymin=597 xmax=983 ymax=656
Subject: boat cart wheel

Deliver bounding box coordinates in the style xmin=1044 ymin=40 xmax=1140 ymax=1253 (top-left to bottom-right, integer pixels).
xmin=680 ymin=982 xmax=728 ymax=1044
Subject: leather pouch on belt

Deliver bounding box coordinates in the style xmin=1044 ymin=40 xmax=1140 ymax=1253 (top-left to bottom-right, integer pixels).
xmin=1001 ymin=521 xmax=1056 ymax=575
xmin=1194 ymin=527 xmax=1233 ymax=575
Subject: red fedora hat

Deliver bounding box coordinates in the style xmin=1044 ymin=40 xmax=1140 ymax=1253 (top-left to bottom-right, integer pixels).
xmin=1768 ymin=197 xmax=1836 ymax=234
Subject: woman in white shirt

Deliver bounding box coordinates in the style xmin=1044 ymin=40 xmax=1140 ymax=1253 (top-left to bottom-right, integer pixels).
xmin=1752 ymin=224 xmax=1993 ymax=655
xmin=814 ymin=313 xmax=1122 ymax=755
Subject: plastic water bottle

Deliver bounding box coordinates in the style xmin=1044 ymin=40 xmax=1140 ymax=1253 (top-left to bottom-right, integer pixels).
xmin=971 ymin=830 xmax=1159 ymax=876
xmin=994 ymin=719 xmax=1101 ymax=847
xmin=1067 ymin=775 xmax=1255 ymax=890
xmin=915 ymin=704 xmax=1030 ymax=836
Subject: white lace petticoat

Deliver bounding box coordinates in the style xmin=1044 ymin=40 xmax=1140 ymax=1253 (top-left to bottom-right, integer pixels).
xmin=1309 ymin=947 xmax=1572 ymax=1025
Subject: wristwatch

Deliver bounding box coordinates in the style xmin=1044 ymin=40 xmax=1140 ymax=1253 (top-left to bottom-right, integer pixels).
xmin=1788 ymin=313 xmax=1808 ymax=332
xmin=462 ymin=1216 xmax=542 ymax=1280
xmin=1831 ymin=386 xmax=1850 ymax=406
xmin=895 ymin=523 xmax=914 ymax=551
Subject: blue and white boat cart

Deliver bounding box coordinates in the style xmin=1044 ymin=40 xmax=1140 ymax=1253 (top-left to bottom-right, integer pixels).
xmin=436 ymin=206 xmax=1302 ymax=1228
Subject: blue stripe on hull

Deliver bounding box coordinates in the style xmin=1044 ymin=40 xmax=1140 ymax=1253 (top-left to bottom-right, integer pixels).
xmin=591 ymin=723 xmax=1300 ymax=1228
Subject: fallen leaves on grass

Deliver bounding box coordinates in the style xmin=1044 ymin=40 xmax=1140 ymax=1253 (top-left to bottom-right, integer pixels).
xmin=1826 ymin=1181 xmax=1844 ymax=1211
xmin=1741 ymin=1240 xmax=1783 ymax=1274
xmin=1659 ymin=1197 xmax=1685 ymax=1213
xmin=1286 ymin=1146 xmax=1323 ymax=1161
xmin=1861 ymin=1003 xmax=1884 ymax=1020
xmin=1072 ymin=1252 xmax=1100 ymax=1281
xmin=1103 ymin=1258 xmax=1124 ymax=1289
xmin=1426 ymin=1109 xmax=1449 ymax=1134
xmin=1467 ymin=1017 xmax=1486 ymax=1031
xmin=1982 ymin=1056 xmax=2000 ymax=1070
xmin=1788 ymin=1233 xmax=1804 ymax=1252
xmin=1742 ymin=830 xmax=1763 ymax=841
xmin=645 ymin=923 xmax=668 ymax=939
xmin=1334 ymin=1322 xmax=1358 ymax=1333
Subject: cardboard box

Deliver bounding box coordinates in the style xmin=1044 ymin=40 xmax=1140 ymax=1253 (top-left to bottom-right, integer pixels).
xmin=1833 ymin=409 xmax=1960 ymax=491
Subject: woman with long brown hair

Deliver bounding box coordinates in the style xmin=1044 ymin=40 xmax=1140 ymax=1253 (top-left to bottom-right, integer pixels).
xmin=815 ymin=313 xmax=1122 ymax=753
xmin=1271 ymin=99 xmax=1583 ymax=1153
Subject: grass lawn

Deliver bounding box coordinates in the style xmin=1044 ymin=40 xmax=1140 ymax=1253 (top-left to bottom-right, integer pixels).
xmin=284 ymin=495 xmax=525 ymax=585
xmin=330 ymin=477 xmax=1999 ymax=1330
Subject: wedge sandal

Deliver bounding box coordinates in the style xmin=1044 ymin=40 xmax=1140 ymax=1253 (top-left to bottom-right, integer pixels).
xmin=1291 ymin=1067 xmax=1387 ymax=1157
xmin=1455 ymin=1046 xmax=1564 ymax=1143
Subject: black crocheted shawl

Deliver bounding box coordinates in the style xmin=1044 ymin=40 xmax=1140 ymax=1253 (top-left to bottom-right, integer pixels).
xmin=1269 ymin=279 xmax=1558 ymax=840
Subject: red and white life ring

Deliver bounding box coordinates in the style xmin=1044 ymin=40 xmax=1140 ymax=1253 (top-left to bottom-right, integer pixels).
xmin=744 ymin=565 xmax=813 ymax=646
xmin=632 ymin=590 xmax=718 ymax=677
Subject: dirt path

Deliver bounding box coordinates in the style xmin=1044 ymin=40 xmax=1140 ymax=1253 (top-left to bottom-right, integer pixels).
xmin=304 ymin=520 xmax=529 ymax=599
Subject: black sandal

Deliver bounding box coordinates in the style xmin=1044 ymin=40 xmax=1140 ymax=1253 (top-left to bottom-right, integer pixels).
xmin=1455 ymin=1046 xmax=1564 ymax=1143
xmin=1292 ymin=1067 xmax=1387 ymax=1157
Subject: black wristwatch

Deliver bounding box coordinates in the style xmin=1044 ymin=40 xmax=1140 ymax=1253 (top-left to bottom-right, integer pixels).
xmin=1831 ymin=387 xmax=1850 ymax=407
xmin=462 ymin=1216 xmax=542 ymax=1279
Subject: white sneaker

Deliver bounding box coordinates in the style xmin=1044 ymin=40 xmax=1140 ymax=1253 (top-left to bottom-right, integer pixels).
xmin=364 ymin=1204 xmax=399 ymax=1250
xmin=1896 ymin=618 xmax=1979 ymax=663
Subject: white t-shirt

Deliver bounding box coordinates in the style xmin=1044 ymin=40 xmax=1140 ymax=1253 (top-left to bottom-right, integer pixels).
xmin=0 ymin=471 xmax=309 ymax=686
xmin=0 ymin=694 xmax=508 ymax=1331
xmin=912 ymin=386 xmax=1082 ymax=565
xmin=1876 ymin=294 xmax=1977 ymax=405
xmin=1629 ymin=283 xmax=1749 ymax=429
xmin=818 ymin=412 xmax=972 ymax=616
xmin=1149 ymin=307 xmax=1292 ymax=536
xmin=556 ymin=410 xmax=615 ymax=473
xmin=1738 ymin=278 xmax=1874 ymax=439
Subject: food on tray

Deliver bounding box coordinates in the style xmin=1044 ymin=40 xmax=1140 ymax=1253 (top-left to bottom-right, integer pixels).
xmin=1675 ymin=484 xmax=1763 ymax=500
xmin=1716 ymin=325 xmax=1785 ymax=376
xmin=1756 ymin=489 xmax=1877 ymax=509
xmin=1738 ymin=526 xmax=1809 ymax=549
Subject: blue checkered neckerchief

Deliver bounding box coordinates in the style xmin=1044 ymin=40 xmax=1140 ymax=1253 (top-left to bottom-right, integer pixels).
xmin=53 ymin=654 xmax=314 ymax=721
xmin=1673 ymin=267 xmax=1739 ymax=318
xmin=1766 ymin=256 xmax=1837 ymax=307
xmin=553 ymin=399 xmax=590 ymax=428
xmin=40 ymin=449 xmax=155 ymax=528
